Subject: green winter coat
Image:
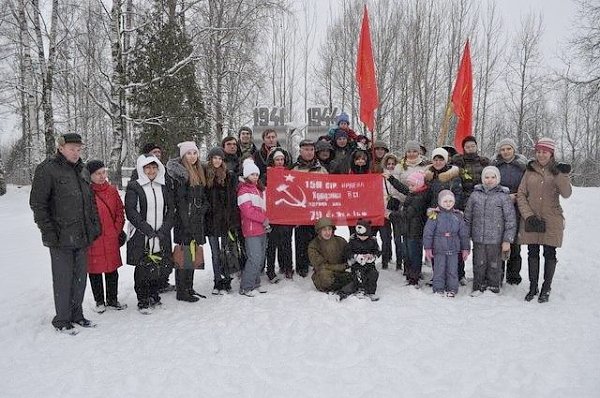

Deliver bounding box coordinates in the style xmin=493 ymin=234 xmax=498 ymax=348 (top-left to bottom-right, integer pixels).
xmin=308 ymin=235 xmax=349 ymax=292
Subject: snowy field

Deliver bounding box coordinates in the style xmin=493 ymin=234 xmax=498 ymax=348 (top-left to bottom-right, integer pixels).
xmin=1 ymin=185 xmax=599 ymax=398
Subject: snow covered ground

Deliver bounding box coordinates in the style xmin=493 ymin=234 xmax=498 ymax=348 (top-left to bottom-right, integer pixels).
xmin=1 ymin=185 xmax=599 ymax=398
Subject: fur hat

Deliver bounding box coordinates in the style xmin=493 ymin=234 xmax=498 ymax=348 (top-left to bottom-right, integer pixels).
xmin=337 ymin=112 xmax=350 ymax=125
xmin=354 ymin=218 xmax=373 ymax=237
xmin=242 ymin=158 xmax=260 ymax=178
xmin=178 ymin=141 xmax=199 ymax=159
xmin=405 ymin=140 xmax=421 ymax=153
xmin=482 ymin=166 xmax=501 ymax=187
xmin=535 ymin=137 xmax=556 ymax=154
xmin=461 ymin=135 xmax=477 ymax=149
xmin=496 ymin=138 xmax=517 ymax=153
xmin=406 ymin=171 xmax=425 ymax=188
xmin=86 ymin=160 xmax=105 ymax=175
xmin=438 ymin=189 xmax=455 ymax=205
xmin=315 ymin=217 xmax=336 ymax=233
xmin=207 ymin=147 xmax=225 ymax=160
xmin=315 ymin=140 xmax=334 ymax=153
xmin=57 ymin=133 xmax=83 ymax=145
xmin=299 ymin=139 xmax=315 ymax=147
xmin=431 ymin=147 xmax=449 ymax=162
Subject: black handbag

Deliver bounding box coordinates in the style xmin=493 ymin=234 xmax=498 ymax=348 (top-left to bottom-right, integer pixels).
xmin=385 ymin=183 xmax=400 ymax=211
xmin=138 ymin=239 xmax=168 ymax=280
xmin=220 ymin=230 xmax=241 ymax=275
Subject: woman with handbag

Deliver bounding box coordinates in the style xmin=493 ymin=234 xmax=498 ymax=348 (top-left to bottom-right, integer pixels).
xmin=517 ymin=137 xmax=572 ymax=303
xmin=204 ymin=147 xmax=239 ymax=294
xmin=166 ymin=141 xmax=209 ymax=302
xmin=86 ymin=160 xmax=127 ymax=313
xmin=125 ymin=154 xmax=175 ymax=314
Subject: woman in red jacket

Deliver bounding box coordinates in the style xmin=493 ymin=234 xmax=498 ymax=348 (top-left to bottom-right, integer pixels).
xmin=87 ymin=160 xmax=127 ymax=312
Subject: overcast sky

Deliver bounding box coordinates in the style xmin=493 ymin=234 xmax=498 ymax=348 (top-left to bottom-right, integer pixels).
xmin=0 ymin=0 xmax=579 ymax=146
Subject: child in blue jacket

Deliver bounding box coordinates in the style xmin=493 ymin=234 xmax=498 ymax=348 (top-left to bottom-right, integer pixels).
xmin=423 ymin=190 xmax=470 ymax=297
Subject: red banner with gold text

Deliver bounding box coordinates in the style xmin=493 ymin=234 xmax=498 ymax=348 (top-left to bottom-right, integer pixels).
xmin=266 ymin=168 xmax=384 ymax=226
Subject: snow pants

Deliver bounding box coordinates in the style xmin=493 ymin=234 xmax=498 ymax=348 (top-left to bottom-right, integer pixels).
xmin=240 ymin=235 xmax=267 ymax=292
xmin=432 ymin=253 xmax=459 ymax=294
xmin=351 ymin=263 xmax=379 ymax=295
xmin=472 ymin=243 xmax=502 ymax=291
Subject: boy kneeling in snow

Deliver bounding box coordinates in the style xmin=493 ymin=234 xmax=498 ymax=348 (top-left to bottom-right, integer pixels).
xmin=347 ymin=219 xmax=381 ymax=301
xmin=308 ymin=218 xmax=355 ymax=299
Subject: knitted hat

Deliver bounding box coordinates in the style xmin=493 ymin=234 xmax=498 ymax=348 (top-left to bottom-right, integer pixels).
xmin=178 ymin=141 xmax=199 ymax=159
xmin=242 ymin=158 xmax=260 ymax=178
xmin=431 ymin=147 xmax=449 ymax=162
xmin=461 ymin=135 xmax=477 ymax=149
xmin=272 ymin=150 xmax=285 ymax=160
xmin=406 ymin=171 xmax=425 ymax=188
xmin=482 ymin=166 xmax=501 ymax=186
xmin=207 ymin=147 xmax=225 ymax=160
xmin=373 ymin=140 xmax=389 ymax=152
xmin=438 ymin=189 xmax=455 ymax=204
xmin=337 ymin=112 xmax=350 ymax=125
xmin=405 ymin=140 xmax=421 ymax=152
xmin=57 ymin=133 xmax=83 ymax=145
xmin=496 ymin=138 xmax=517 ymax=153
xmin=355 ymin=218 xmax=373 ymax=237
xmin=141 ymin=143 xmax=161 ymax=154
xmin=315 ymin=140 xmax=333 ymax=153
xmin=334 ymin=129 xmax=348 ymax=140
xmin=535 ymin=137 xmax=556 ymax=154
xmin=86 ymin=160 xmax=105 ymax=175
xmin=315 ymin=217 xmax=336 ymax=233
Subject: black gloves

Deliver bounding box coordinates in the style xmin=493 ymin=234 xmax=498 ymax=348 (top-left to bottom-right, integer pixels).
xmin=42 ymin=230 xmax=59 ymax=247
xmin=525 ymin=216 xmax=546 ymax=233
xmin=556 ymin=162 xmax=571 ymax=174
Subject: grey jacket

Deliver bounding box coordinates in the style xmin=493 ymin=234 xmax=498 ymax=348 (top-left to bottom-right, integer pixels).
xmin=464 ymin=184 xmax=517 ymax=244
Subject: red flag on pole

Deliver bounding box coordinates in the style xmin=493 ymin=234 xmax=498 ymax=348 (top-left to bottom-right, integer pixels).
xmin=451 ymin=40 xmax=473 ymax=154
xmin=356 ymin=5 xmax=378 ymax=133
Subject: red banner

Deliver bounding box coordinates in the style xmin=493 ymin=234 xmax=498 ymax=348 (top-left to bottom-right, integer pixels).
xmin=451 ymin=40 xmax=473 ymax=154
xmin=266 ymin=168 xmax=384 ymax=226
xmin=356 ymin=5 xmax=379 ymax=133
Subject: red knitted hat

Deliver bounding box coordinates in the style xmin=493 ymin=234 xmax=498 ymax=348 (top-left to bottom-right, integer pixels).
xmin=534 ymin=137 xmax=556 ymax=154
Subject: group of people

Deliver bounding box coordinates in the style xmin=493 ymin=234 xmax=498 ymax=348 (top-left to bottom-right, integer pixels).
xmin=28 ymin=119 xmax=572 ymax=334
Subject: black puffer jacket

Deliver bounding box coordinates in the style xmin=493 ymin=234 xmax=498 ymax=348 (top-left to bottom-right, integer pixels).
xmin=387 ymin=176 xmax=431 ymax=239
xmin=30 ymin=153 xmax=100 ymax=248
xmin=166 ymin=158 xmax=209 ymax=245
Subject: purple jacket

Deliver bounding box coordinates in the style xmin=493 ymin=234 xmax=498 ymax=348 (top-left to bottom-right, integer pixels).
xmin=423 ymin=208 xmax=470 ymax=255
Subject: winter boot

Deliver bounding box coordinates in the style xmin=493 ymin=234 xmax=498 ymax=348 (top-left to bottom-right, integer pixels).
xmin=541 ymin=251 xmax=557 ymax=294
xmin=538 ymin=289 xmax=551 ymax=303
xmin=176 ymin=269 xmax=199 ymax=302
xmin=525 ymin=253 xmax=540 ymax=302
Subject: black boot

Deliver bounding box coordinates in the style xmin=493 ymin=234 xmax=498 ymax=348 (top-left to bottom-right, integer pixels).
xmin=538 ymin=289 xmax=551 ymax=303
xmin=176 ymin=269 xmax=199 ymax=302
xmin=525 ymin=252 xmax=540 ymax=302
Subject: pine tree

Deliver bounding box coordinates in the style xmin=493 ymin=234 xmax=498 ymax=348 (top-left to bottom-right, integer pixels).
xmin=128 ymin=14 xmax=206 ymax=156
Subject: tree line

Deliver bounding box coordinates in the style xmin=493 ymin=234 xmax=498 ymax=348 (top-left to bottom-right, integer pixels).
xmin=0 ymin=0 xmax=598 ymax=187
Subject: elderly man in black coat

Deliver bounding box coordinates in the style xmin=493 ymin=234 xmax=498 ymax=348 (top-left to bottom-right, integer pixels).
xmin=30 ymin=133 xmax=101 ymax=334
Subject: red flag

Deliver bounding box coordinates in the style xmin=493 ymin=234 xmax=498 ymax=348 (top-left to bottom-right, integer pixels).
xmin=451 ymin=40 xmax=473 ymax=154
xmin=356 ymin=5 xmax=378 ymax=133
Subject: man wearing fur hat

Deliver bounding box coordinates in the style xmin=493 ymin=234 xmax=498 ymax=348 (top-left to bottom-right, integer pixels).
xmin=347 ymin=218 xmax=381 ymax=300
xmin=30 ymin=133 xmax=101 ymax=334
xmin=308 ymin=218 xmax=355 ymax=299
xmin=492 ymin=138 xmax=528 ymax=285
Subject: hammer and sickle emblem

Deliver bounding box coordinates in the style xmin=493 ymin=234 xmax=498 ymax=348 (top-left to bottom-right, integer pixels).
xmin=274 ymin=184 xmax=307 ymax=208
